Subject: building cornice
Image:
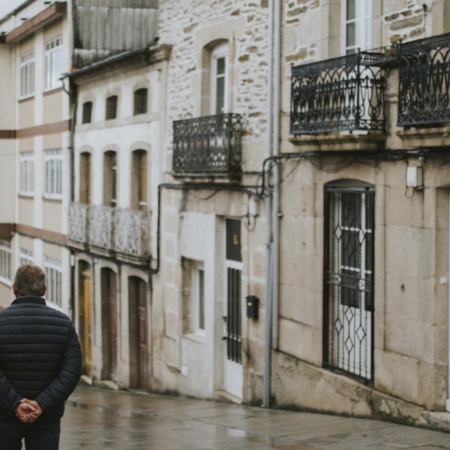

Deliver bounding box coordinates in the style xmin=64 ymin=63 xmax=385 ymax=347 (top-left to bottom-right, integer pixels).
xmin=5 ymin=2 xmax=67 ymax=44
xmin=68 ymin=44 xmax=173 ymax=82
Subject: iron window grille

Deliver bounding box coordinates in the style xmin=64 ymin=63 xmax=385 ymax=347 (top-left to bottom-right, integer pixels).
xmin=172 ymin=113 xmax=242 ymax=175
xmin=398 ymin=32 xmax=450 ymax=127
xmin=323 ymin=184 xmax=375 ymax=382
xmin=290 ymin=51 xmax=386 ymax=135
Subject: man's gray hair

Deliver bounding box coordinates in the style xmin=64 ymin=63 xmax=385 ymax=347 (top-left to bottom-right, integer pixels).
xmin=14 ymin=264 xmax=46 ymax=297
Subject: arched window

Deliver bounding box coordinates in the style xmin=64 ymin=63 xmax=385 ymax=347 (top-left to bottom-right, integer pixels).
xmin=103 ymin=151 xmax=117 ymax=207
xmin=131 ymin=150 xmax=148 ymax=211
xmin=133 ymin=88 xmax=148 ymax=115
xmin=341 ymin=0 xmax=372 ymax=54
xmin=82 ymin=101 xmax=93 ymax=124
xmin=106 ymin=95 xmax=118 ymax=120
xmin=79 ymin=152 xmax=91 ymax=204
xmin=210 ymin=43 xmax=229 ymax=114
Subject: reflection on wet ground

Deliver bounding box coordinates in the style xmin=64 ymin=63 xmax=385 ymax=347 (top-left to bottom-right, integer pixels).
xmin=60 ymin=386 xmax=450 ymax=449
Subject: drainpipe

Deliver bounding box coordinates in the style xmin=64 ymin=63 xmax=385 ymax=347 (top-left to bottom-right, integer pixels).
xmin=263 ymin=0 xmax=281 ymax=409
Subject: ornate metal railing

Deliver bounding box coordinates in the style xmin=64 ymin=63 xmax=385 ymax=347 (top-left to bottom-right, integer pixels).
xmin=68 ymin=203 xmax=151 ymax=258
xmin=291 ymin=52 xmax=387 ymax=134
xmin=398 ymin=32 xmax=450 ymax=127
xmin=172 ymin=113 xmax=242 ymax=175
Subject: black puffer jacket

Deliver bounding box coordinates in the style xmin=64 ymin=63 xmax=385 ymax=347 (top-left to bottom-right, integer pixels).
xmin=0 ymin=296 xmax=82 ymax=423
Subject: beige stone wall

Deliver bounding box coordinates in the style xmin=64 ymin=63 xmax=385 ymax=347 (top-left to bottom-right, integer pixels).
xmin=273 ymin=0 xmax=450 ymax=421
xmin=158 ymin=0 xmax=270 ymax=173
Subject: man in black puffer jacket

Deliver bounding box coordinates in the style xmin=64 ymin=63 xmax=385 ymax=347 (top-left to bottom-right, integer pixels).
xmin=0 ymin=264 xmax=82 ymax=450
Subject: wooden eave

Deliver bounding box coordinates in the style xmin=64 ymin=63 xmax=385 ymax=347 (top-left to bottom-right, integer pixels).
xmin=69 ymin=44 xmax=172 ymax=83
xmin=5 ymin=2 xmax=67 ymax=44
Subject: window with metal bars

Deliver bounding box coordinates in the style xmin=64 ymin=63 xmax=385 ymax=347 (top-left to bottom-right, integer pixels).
xmin=323 ymin=183 xmax=375 ymax=381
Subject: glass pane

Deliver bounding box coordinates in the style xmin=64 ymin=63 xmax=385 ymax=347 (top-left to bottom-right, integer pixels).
xmin=346 ymin=23 xmax=356 ymax=48
xmin=346 ymin=0 xmax=356 ymax=20
xmin=198 ymin=269 xmax=205 ymax=330
xmin=216 ymin=77 xmax=225 ymax=114
xmin=217 ymin=57 xmax=226 ymax=75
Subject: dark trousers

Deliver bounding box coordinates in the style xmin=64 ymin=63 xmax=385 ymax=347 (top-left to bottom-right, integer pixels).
xmin=0 ymin=418 xmax=61 ymax=450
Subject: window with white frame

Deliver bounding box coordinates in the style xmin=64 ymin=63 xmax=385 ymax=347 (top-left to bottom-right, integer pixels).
xmin=20 ymin=51 xmax=35 ymax=97
xmin=19 ymin=248 xmax=34 ymax=266
xmin=45 ymin=36 xmax=63 ymax=90
xmin=182 ymin=259 xmax=206 ymax=336
xmin=44 ymin=256 xmax=62 ymax=306
xmin=192 ymin=263 xmax=205 ymax=334
xmin=0 ymin=241 xmax=12 ymax=284
xmin=20 ymin=152 xmax=34 ymax=196
xmin=45 ymin=149 xmax=62 ymax=198
xmin=342 ymin=0 xmax=372 ymax=55
xmin=211 ymin=43 xmax=229 ymax=114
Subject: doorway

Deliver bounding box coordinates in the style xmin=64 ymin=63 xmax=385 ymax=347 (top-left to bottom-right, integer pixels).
xmin=101 ymin=268 xmax=118 ymax=382
xmin=129 ymin=276 xmax=149 ymax=390
xmin=78 ymin=261 xmax=92 ymax=376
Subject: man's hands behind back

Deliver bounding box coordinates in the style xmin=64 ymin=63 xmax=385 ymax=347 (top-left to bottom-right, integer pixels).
xmin=16 ymin=398 xmax=43 ymax=424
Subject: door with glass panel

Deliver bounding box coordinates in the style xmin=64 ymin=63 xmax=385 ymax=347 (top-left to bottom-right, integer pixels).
xmin=223 ymin=219 xmax=243 ymax=398
xmin=324 ymin=184 xmax=375 ymax=381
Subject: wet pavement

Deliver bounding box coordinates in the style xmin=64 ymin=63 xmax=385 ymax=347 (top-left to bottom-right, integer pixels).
xmin=60 ymin=385 xmax=450 ymax=449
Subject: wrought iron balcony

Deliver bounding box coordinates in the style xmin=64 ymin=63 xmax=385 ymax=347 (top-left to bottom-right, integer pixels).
xmin=290 ymin=52 xmax=387 ymax=135
xmin=172 ymin=113 xmax=242 ymax=175
xmin=398 ymin=32 xmax=450 ymax=127
xmin=68 ymin=202 xmax=151 ymax=258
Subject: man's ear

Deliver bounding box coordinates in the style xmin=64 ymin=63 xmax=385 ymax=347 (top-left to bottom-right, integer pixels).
xmin=41 ymin=286 xmax=47 ymax=297
xmin=12 ymin=284 xmax=19 ymax=298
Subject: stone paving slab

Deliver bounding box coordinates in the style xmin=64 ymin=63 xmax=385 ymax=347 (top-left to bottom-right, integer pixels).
xmin=59 ymin=385 xmax=450 ymax=449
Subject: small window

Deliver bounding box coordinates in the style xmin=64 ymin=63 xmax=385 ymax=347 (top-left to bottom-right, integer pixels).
xmin=20 ymin=152 xmax=34 ymax=196
xmin=82 ymin=101 xmax=93 ymax=124
xmin=133 ymin=88 xmax=148 ymax=115
xmin=193 ymin=265 xmax=205 ymax=334
xmin=20 ymin=51 xmax=35 ymax=98
xmin=44 ymin=256 xmax=62 ymax=306
xmin=44 ymin=149 xmax=63 ymax=198
xmin=45 ymin=36 xmax=63 ymax=90
xmin=182 ymin=260 xmax=206 ymax=336
xmin=106 ymin=95 xmax=118 ymax=120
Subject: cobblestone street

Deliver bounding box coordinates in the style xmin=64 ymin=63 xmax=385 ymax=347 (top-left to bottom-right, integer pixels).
xmin=59 ymin=386 xmax=450 ymax=449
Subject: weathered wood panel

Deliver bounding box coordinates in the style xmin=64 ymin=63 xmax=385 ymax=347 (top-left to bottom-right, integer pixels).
xmin=73 ymin=0 xmax=158 ymax=68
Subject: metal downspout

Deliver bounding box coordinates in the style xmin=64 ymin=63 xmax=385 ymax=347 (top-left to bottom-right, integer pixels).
xmin=272 ymin=0 xmax=281 ymax=353
xmin=263 ymin=0 xmax=280 ymax=408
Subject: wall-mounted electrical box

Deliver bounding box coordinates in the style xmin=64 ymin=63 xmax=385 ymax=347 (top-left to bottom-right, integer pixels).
xmin=246 ymin=295 xmax=259 ymax=320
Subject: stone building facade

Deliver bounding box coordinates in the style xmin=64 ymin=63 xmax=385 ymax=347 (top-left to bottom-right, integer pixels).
xmin=4 ymin=0 xmax=450 ymax=432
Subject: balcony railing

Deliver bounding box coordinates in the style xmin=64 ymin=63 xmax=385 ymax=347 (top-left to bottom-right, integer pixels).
xmin=398 ymin=32 xmax=450 ymax=127
xmin=290 ymin=52 xmax=387 ymax=135
xmin=68 ymin=203 xmax=151 ymax=258
xmin=172 ymin=113 xmax=242 ymax=175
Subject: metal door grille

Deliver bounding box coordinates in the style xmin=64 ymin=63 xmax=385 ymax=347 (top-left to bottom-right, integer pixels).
xmin=323 ymin=186 xmax=375 ymax=381
xmin=226 ymin=267 xmax=242 ymax=363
